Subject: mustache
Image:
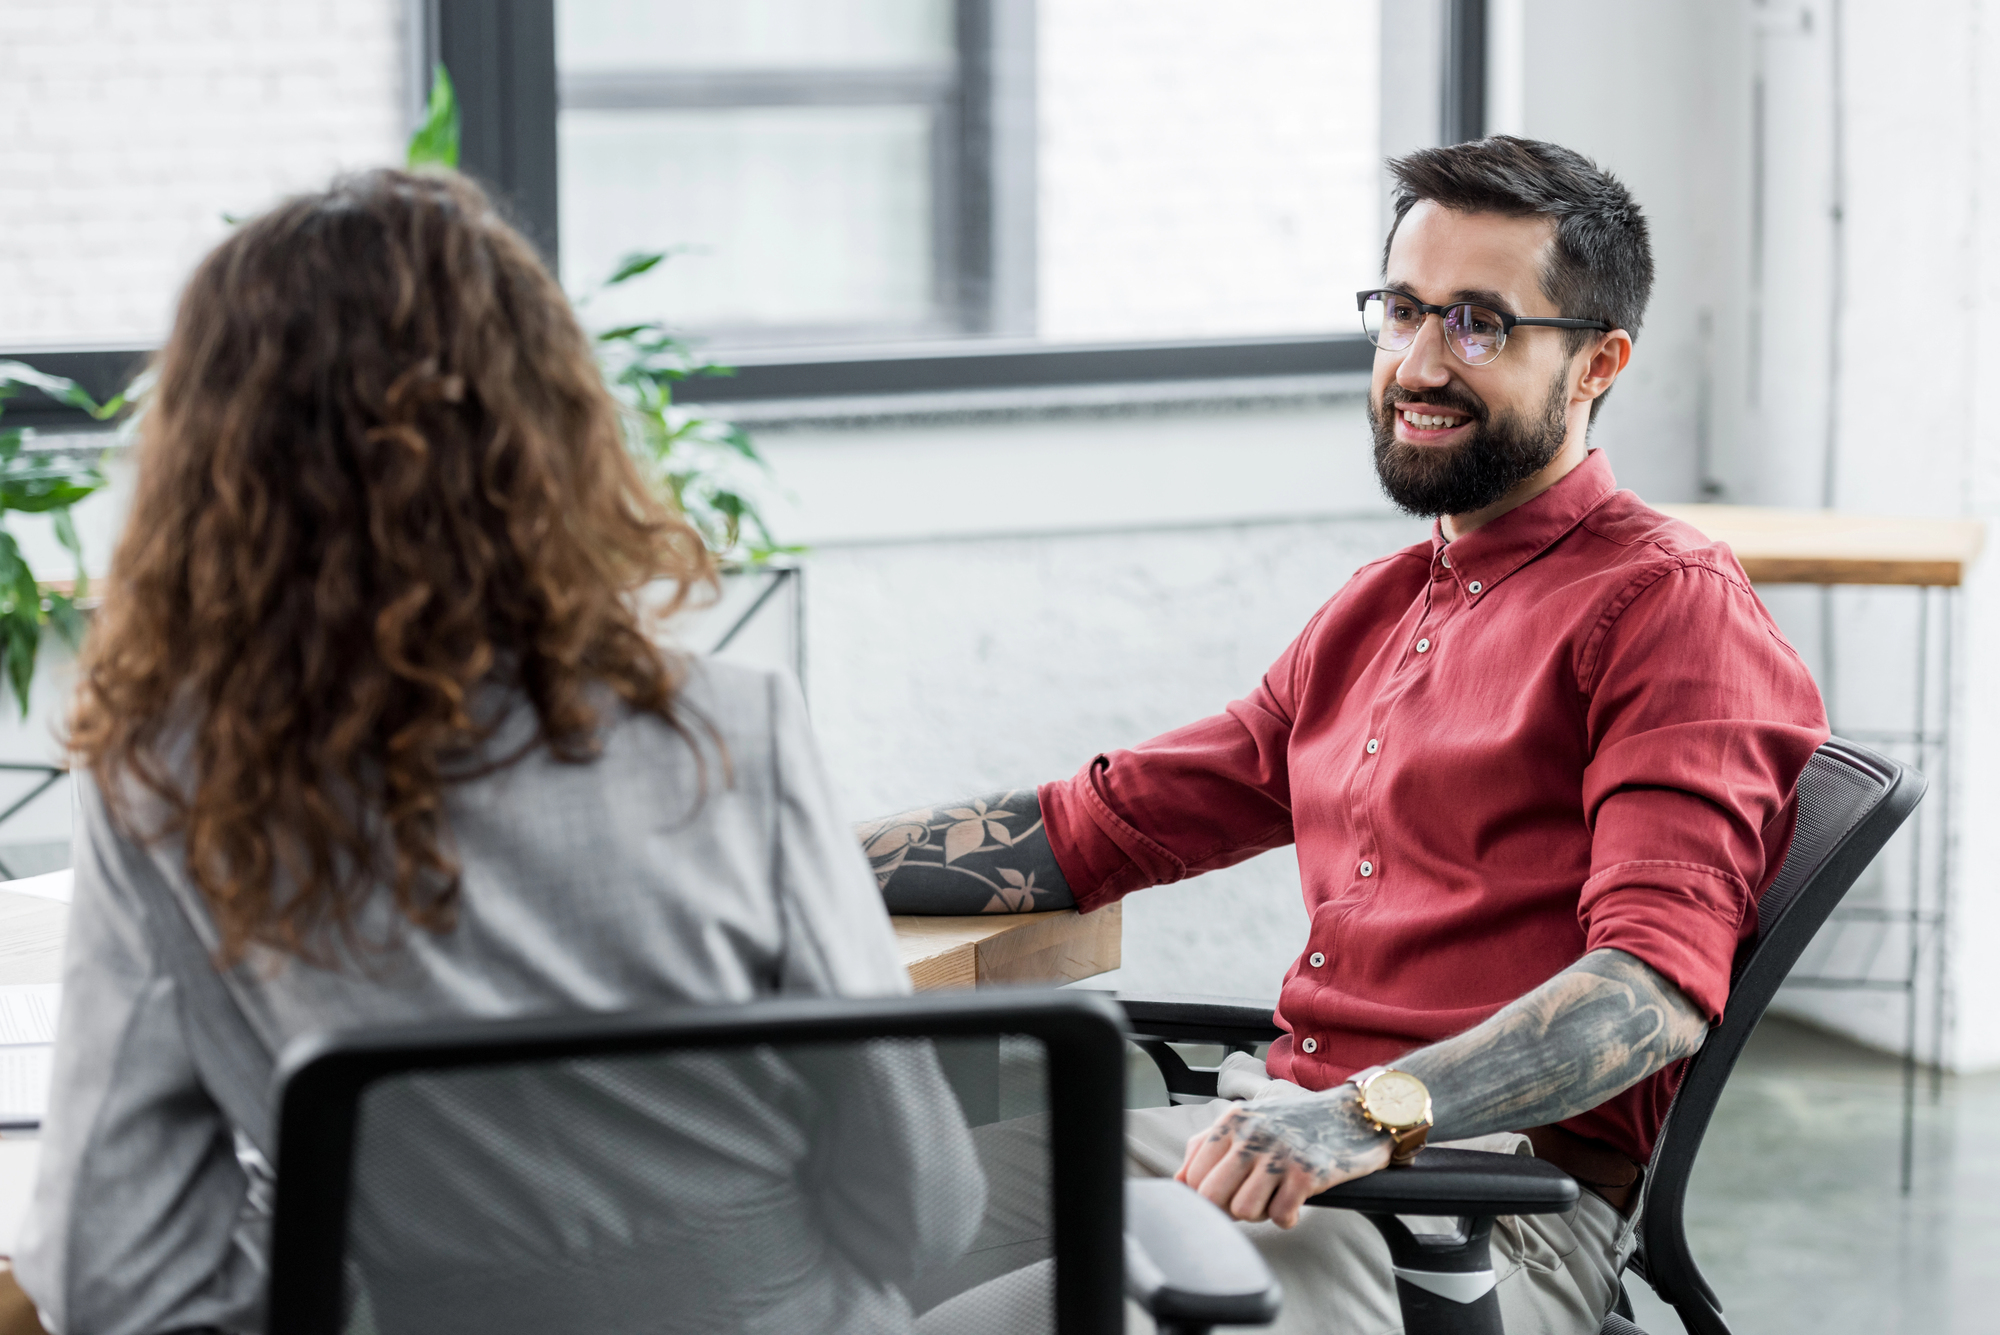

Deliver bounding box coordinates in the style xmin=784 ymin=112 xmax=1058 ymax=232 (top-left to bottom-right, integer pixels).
xmin=1377 ymin=384 xmax=1489 ymax=424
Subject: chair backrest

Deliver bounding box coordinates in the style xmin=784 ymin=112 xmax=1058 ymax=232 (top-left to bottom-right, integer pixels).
xmin=265 ymin=990 xmax=1128 ymax=1335
xmin=1636 ymin=738 xmax=1924 ymax=1335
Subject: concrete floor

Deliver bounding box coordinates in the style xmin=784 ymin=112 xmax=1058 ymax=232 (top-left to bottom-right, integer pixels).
xmin=1622 ymin=1015 xmax=2000 ymax=1335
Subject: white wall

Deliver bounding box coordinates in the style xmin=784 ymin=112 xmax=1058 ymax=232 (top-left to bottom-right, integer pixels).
xmin=1498 ymin=0 xmax=1999 ymax=1068
xmin=1736 ymin=0 xmax=1998 ymax=1069
xmin=1490 ymin=0 xmax=1744 ymax=508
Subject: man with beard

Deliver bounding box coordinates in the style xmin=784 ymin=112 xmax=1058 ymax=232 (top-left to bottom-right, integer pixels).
xmin=861 ymin=137 xmax=1826 ymax=1332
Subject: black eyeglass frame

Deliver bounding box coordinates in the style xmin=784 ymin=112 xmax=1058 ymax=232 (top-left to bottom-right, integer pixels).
xmin=1355 ymin=288 xmax=1612 ymax=365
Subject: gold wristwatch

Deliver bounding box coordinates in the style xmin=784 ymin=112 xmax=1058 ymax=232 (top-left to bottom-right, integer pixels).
xmin=1351 ymin=1066 xmax=1433 ymax=1166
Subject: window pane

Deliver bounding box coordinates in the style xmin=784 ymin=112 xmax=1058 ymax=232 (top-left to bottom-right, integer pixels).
xmin=555 ymin=0 xmax=953 ymax=338
xmin=556 ymin=0 xmax=954 ymax=73
xmin=560 ymin=106 xmax=936 ymax=332
xmin=1038 ymin=0 xmax=1381 ymax=342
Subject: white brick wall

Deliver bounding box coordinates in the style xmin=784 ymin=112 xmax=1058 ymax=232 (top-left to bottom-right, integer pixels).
xmin=0 ymin=0 xmax=406 ymax=346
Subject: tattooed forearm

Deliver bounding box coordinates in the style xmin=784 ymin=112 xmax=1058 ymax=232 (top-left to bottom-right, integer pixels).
xmin=1176 ymin=947 xmax=1712 ymax=1223
xmin=1180 ymin=949 xmax=1706 ymax=1226
xmin=1402 ymin=948 xmax=1709 ymax=1141
xmin=856 ymin=789 xmax=1075 ymax=914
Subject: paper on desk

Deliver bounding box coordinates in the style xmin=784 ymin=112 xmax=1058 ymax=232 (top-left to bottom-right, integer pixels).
xmin=0 ymin=987 xmax=59 ymax=1048
xmin=0 ymin=985 xmax=60 ymax=1125
xmin=0 ymin=1139 xmax=40 ymax=1258
xmin=0 ymin=1049 xmax=50 ymax=1126
xmin=0 ymin=871 xmax=71 ymax=905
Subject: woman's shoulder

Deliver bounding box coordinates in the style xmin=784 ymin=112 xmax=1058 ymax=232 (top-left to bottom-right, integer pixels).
xmin=590 ymin=654 xmax=814 ymax=785
xmin=666 ymin=655 xmax=805 ymax=743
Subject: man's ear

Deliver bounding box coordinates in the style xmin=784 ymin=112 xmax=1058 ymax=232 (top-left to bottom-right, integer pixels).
xmin=1575 ymin=329 xmax=1633 ymax=404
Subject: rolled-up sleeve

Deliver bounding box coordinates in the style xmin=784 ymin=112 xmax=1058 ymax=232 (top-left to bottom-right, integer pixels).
xmin=1577 ymin=560 xmax=1829 ymax=1020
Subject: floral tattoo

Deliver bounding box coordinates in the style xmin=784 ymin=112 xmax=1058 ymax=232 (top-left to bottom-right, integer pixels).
xmin=858 ymin=788 xmax=1075 ymax=914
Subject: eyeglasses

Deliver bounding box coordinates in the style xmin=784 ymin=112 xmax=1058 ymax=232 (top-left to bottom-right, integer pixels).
xmin=1357 ymin=289 xmax=1611 ymax=367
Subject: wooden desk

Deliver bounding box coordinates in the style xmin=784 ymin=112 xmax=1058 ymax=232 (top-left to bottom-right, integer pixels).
xmin=893 ymin=905 xmax=1121 ymax=991
xmin=1657 ymin=504 xmax=1985 ymax=586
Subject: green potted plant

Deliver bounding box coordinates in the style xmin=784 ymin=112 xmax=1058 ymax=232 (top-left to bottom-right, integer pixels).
xmin=0 ymin=365 xmax=120 ymax=716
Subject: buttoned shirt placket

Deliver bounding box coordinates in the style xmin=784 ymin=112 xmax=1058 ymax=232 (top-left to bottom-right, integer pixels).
xmin=1309 ymin=535 xmax=1474 ymax=1069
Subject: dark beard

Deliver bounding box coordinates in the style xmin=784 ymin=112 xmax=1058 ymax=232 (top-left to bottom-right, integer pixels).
xmin=1367 ymin=373 xmax=1570 ymax=518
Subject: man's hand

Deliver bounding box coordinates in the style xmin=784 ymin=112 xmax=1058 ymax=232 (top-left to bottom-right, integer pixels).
xmin=1174 ymin=949 xmax=1707 ymax=1231
xmin=1176 ymin=1088 xmax=1392 ymax=1229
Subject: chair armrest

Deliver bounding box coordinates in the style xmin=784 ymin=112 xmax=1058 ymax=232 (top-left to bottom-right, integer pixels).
xmin=1305 ymin=1147 xmax=1580 ymax=1217
xmin=1104 ymin=993 xmax=1285 ymax=1105
xmin=1114 ymin=993 xmax=1285 ymax=1044
xmin=1124 ymin=1179 xmax=1282 ymax=1328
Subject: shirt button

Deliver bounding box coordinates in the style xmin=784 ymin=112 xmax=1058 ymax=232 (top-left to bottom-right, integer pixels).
xmin=1309 ymin=951 xmax=1326 ymax=967
xmin=1359 ymin=860 xmax=1374 ymax=877
xmin=1415 ymin=638 xmax=1431 ymax=653
xmin=1440 ymin=553 xmax=1451 ymax=568
xmin=1301 ymin=1037 xmax=1319 ymax=1054
xmin=1365 ymin=738 xmax=1379 ymax=754
xmin=1468 ymin=581 xmax=1483 ymax=594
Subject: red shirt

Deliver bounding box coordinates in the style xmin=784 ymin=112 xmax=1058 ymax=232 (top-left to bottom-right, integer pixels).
xmin=1040 ymin=450 xmax=1827 ymax=1162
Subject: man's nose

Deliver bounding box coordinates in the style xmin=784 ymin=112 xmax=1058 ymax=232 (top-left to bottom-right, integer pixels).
xmin=1394 ymin=314 xmax=1455 ymax=392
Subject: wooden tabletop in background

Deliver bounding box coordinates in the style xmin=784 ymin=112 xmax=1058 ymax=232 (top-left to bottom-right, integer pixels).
xmin=893 ymin=905 xmax=1121 ymax=991
xmin=1659 ymin=504 xmax=1986 ymax=587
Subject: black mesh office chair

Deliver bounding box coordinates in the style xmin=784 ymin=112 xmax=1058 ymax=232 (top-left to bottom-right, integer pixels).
xmin=264 ymin=989 xmax=1278 ymax=1335
xmin=1120 ymin=736 xmax=1924 ymax=1335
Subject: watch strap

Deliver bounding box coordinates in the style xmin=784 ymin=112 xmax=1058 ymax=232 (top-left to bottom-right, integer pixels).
xmin=1386 ymin=1122 xmax=1430 ymax=1166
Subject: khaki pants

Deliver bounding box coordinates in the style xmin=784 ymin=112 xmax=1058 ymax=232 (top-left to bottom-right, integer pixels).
xmin=914 ymin=1094 xmax=1636 ymax=1335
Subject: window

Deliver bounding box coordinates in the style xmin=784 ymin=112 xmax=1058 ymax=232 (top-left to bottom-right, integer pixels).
xmin=0 ymin=0 xmax=1481 ymax=405
xmin=544 ymin=0 xmax=1385 ymax=353
xmin=556 ymin=0 xmax=1002 ymax=344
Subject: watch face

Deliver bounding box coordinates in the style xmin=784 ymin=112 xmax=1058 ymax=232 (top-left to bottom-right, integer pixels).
xmin=1364 ymin=1070 xmax=1430 ymax=1127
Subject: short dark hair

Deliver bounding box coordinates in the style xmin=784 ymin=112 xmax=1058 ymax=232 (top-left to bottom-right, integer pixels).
xmin=1384 ymin=136 xmax=1653 ymax=414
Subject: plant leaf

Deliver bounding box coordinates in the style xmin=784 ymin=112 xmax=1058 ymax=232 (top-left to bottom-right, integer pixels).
xmin=406 ymin=64 xmax=461 ymax=169
xmin=44 ymin=593 xmax=86 ymax=652
xmin=50 ymin=506 xmax=86 ymax=597
xmin=4 ymin=609 xmax=37 ymax=717
xmin=0 ymin=361 xmax=105 ymax=415
xmin=596 ymin=323 xmax=662 ymax=343
xmin=604 ymin=252 xmax=668 ymax=287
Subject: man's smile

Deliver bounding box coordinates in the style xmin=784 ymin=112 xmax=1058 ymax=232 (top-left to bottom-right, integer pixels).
xmin=1392 ymin=401 xmax=1474 ymax=444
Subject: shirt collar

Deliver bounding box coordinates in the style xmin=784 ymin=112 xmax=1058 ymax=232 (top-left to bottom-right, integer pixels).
xmin=1430 ymin=448 xmax=1619 ymax=594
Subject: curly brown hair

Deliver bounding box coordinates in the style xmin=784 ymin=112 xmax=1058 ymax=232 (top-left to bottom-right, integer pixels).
xmin=68 ymin=168 xmax=717 ymax=964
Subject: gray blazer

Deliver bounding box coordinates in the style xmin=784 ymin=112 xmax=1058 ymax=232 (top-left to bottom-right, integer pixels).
xmin=15 ymin=661 xmax=981 ymax=1335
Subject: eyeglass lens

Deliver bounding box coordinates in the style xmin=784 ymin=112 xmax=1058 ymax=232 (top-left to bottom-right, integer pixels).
xmin=1361 ymin=292 xmax=1507 ymax=366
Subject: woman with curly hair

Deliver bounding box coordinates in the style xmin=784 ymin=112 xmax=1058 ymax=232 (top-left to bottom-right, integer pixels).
xmin=13 ymin=169 xmax=978 ymax=1334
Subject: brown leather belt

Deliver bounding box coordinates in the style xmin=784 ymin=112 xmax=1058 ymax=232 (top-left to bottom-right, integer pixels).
xmin=1520 ymin=1124 xmax=1643 ymax=1215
